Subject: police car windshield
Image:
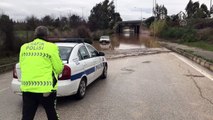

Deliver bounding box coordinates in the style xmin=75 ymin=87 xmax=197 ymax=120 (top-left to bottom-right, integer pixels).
xmin=58 ymin=46 xmax=73 ymax=61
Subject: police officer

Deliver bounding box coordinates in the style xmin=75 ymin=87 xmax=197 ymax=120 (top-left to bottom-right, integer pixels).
xmin=19 ymin=26 xmax=64 ymax=120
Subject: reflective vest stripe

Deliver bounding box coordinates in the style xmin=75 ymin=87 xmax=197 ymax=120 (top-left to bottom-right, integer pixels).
xmin=22 ymin=81 xmax=53 ymax=86
xmin=22 ymin=52 xmax=51 ymax=59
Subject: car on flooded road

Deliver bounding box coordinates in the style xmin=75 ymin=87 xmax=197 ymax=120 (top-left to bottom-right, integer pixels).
xmin=99 ymin=36 xmax=111 ymax=44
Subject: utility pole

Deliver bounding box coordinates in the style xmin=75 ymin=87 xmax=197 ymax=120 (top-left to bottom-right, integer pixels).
xmin=134 ymin=7 xmax=142 ymax=20
xmin=210 ymin=0 xmax=212 ymax=13
xmin=81 ymin=7 xmax=84 ymax=19
xmin=0 ymin=8 xmax=4 ymax=15
xmin=153 ymin=0 xmax=157 ymax=17
xmin=153 ymin=0 xmax=156 ymax=16
xmin=115 ymin=0 xmax=118 ymax=12
xmin=153 ymin=0 xmax=157 ymax=39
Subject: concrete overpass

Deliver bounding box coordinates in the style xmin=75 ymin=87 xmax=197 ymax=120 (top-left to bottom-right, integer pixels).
xmin=115 ymin=20 xmax=142 ymax=34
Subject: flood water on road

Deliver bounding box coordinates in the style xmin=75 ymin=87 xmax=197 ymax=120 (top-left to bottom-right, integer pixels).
xmin=93 ymin=30 xmax=160 ymax=51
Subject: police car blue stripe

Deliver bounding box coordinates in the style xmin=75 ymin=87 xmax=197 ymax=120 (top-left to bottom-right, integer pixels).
xmin=71 ymin=67 xmax=95 ymax=81
xmin=85 ymin=67 xmax=96 ymax=75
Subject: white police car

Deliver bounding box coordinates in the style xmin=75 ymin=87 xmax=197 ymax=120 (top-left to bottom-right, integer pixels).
xmin=11 ymin=38 xmax=108 ymax=99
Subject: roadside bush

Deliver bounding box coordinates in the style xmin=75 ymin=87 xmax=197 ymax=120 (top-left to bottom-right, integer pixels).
xmin=0 ymin=31 xmax=6 ymax=51
xmin=50 ymin=29 xmax=61 ymax=38
xmin=144 ymin=16 xmax=155 ymax=27
xmin=160 ymin=27 xmax=198 ymax=43
xmin=13 ymin=31 xmax=34 ymax=54
xmin=15 ymin=31 xmax=34 ymax=42
xmin=150 ymin=20 xmax=168 ymax=36
xmin=180 ymin=28 xmax=198 ymax=43
xmin=160 ymin=27 xmax=185 ymax=39
xmin=181 ymin=32 xmax=198 ymax=43
xmin=76 ymin=25 xmax=91 ymax=38
xmin=187 ymin=18 xmax=213 ymax=29
xmin=91 ymin=30 xmax=103 ymax=41
xmin=197 ymin=28 xmax=213 ymax=41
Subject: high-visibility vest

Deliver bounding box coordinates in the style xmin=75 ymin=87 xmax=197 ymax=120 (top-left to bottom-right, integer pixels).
xmin=20 ymin=38 xmax=63 ymax=93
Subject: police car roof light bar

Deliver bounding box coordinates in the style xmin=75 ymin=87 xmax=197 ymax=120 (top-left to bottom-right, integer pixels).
xmin=47 ymin=38 xmax=92 ymax=44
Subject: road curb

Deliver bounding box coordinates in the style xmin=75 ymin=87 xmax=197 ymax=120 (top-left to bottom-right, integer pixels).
xmin=161 ymin=43 xmax=213 ymax=72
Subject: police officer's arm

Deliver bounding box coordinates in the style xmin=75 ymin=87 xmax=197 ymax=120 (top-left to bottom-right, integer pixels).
xmin=51 ymin=45 xmax=64 ymax=75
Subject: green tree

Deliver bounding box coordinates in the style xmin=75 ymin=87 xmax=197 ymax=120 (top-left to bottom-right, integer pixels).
xmin=88 ymin=0 xmax=122 ymax=31
xmin=110 ymin=12 xmax=122 ymax=29
xmin=153 ymin=4 xmax=167 ymax=19
xmin=41 ymin=15 xmax=54 ymax=27
xmin=26 ymin=15 xmax=40 ymax=30
xmin=200 ymin=4 xmax=210 ymax=18
xmin=167 ymin=14 xmax=180 ymax=26
xmin=0 ymin=14 xmax=14 ymax=51
xmin=171 ymin=14 xmax=179 ymax=21
xmin=185 ymin=0 xmax=210 ymax=18
xmin=210 ymin=5 xmax=213 ymax=15
xmin=185 ymin=0 xmax=194 ymax=18
xmin=192 ymin=1 xmax=200 ymax=13
xmin=68 ymin=14 xmax=85 ymax=28
xmin=144 ymin=16 xmax=155 ymax=27
xmin=60 ymin=16 xmax=69 ymax=30
xmin=53 ymin=17 xmax=60 ymax=28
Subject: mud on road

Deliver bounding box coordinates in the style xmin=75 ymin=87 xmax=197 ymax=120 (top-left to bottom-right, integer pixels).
xmin=104 ymin=48 xmax=171 ymax=59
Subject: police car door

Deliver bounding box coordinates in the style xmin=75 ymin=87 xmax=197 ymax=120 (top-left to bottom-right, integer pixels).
xmin=78 ymin=45 xmax=94 ymax=85
xmin=86 ymin=44 xmax=103 ymax=81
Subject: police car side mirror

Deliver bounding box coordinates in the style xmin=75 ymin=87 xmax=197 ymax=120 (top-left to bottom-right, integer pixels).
xmin=99 ymin=52 xmax=105 ymax=56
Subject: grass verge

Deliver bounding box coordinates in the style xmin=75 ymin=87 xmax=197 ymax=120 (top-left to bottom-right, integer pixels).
xmin=183 ymin=41 xmax=213 ymax=52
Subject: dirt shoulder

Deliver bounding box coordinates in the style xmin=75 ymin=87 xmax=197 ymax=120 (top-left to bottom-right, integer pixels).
xmin=104 ymin=48 xmax=170 ymax=59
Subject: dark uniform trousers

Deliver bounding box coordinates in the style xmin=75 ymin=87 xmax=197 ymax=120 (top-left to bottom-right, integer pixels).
xmin=22 ymin=92 xmax=59 ymax=120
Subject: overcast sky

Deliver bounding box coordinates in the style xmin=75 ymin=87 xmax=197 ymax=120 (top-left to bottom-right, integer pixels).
xmin=0 ymin=0 xmax=211 ymax=21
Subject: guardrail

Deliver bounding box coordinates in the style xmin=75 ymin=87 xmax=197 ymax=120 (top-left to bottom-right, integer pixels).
xmin=0 ymin=62 xmax=17 ymax=73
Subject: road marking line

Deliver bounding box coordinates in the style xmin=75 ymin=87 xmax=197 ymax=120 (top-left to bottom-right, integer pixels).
xmin=171 ymin=53 xmax=213 ymax=81
xmin=0 ymin=87 xmax=9 ymax=93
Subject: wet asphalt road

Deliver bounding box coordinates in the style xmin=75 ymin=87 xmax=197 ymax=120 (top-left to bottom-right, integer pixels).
xmin=0 ymin=52 xmax=213 ymax=120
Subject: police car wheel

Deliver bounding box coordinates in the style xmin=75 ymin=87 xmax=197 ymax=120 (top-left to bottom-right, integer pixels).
xmin=76 ymin=79 xmax=86 ymax=99
xmin=101 ymin=65 xmax=107 ymax=79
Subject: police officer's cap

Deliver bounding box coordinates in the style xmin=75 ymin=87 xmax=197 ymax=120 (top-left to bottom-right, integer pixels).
xmin=34 ymin=26 xmax=49 ymax=37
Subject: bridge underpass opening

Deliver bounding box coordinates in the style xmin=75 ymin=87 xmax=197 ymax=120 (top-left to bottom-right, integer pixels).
xmin=115 ymin=20 xmax=142 ymax=34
